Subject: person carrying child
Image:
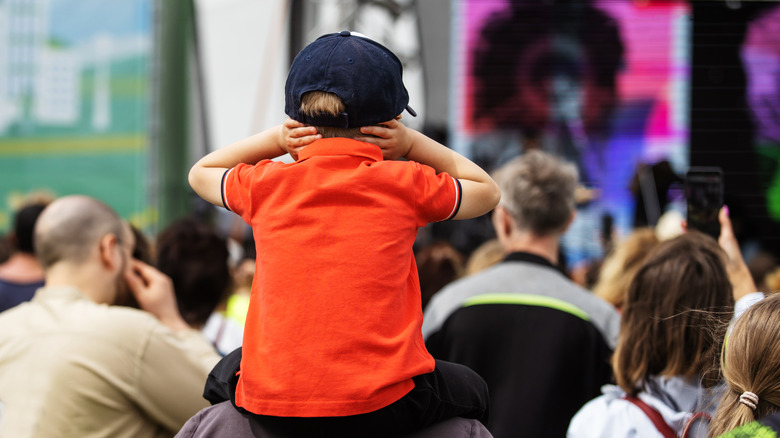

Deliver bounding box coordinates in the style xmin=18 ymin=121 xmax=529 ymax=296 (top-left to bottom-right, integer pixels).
xmin=188 ymin=31 xmax=499 ymax=437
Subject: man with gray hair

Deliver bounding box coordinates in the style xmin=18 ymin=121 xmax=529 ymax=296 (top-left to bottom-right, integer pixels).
xmin=422 ymin=150 xmax=620 ymax=438
xmin=0 ymin=195 xmax=221 ymax=438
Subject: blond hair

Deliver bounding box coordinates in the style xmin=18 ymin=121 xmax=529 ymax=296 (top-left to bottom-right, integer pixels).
xmin=464 ymin=239 xmax=504 ymax=276
xmin=592 ymin=228 xmax=659 ymax=310
xmin=708 ymin=294 xmax=780 ymax=437
xmin=763 ymin=265 xmax=780 ymax=294
xmin=300 ymin=91 xmax=363 ymax=138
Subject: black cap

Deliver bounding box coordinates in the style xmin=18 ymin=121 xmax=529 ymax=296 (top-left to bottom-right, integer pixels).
xmin=285 ymin=31 xmax=416 ymax=129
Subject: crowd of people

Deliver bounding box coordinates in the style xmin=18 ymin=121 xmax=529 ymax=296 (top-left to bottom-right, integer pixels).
xmin=0 ymin=30 xmax=779 ymax=438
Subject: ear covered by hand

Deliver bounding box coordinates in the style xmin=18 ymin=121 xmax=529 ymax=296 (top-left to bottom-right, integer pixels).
xmin=281 ymin=118 xmax=321 ymax=160
xmin=357 ymin=116 xmax=413 ymax=161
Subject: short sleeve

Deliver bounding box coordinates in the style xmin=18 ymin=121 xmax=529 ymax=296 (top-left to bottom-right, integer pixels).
xmin=411 ymin=162 xmax=462 ymax=225
xmin=222 ymin=161 xmax=279 ymax=223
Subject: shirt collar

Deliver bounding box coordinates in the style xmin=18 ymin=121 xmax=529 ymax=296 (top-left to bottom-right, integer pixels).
xmin=504 ymin=251 xmax=564 ymax=274
xmin=32 ymin=285 xmax=89 ymax=303
xmin=297 ymin=138 xmax=383 ymax=163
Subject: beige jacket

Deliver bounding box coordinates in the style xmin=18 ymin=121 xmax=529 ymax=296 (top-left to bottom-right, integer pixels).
xmin=0 ymin=286 xmax=221 ymax=438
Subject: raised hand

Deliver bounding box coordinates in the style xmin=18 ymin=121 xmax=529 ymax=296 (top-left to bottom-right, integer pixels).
xmin=281 ymin=118 xmax=321 ymax=160
xmin=358 ymin=117 xmax=413 ymax=161
xmin=125 ymin=259 xmax=190 ymax=332
xmin=718 ymin=206 xmax=758 ymax=301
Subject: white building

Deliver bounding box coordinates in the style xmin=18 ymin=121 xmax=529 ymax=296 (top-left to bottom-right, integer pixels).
xmin=33 ymin=47 xmax=81 ymax=124
xmin=90 ymin=34 xmax=111 ymax=131
xmin=0 ymin=2 xmax=18 ymax=133
xmin=6 ymin=0 xmax=50 ymax=98
xmin=0 ymin=0 xmax=51 ymax=132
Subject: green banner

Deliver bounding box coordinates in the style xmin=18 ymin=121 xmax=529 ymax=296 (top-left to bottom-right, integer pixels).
xmin=0 ymin=0 xmax=155 ymax=231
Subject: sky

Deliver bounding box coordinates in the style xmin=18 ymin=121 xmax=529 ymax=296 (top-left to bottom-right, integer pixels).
xmin=49 ymin=0 xmax=151 ymax=45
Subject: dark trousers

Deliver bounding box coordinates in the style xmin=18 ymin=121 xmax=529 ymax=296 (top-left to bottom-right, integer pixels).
xmin=203 ymin=348 xmax=490 ymax=437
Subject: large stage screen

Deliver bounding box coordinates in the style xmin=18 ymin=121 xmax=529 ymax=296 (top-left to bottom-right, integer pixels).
xmin=450 ymin=0 xmax=691 ymax=265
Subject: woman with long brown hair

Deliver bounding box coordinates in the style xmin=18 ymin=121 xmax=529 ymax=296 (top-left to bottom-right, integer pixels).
xmin=569 ymin=207 xmax=760 ymax=437
xmin=569 ymin=230 xmax=734 ymax=437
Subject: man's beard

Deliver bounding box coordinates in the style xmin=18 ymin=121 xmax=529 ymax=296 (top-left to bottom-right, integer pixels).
xmin=113 ymin=254 xmax=140 ymax=309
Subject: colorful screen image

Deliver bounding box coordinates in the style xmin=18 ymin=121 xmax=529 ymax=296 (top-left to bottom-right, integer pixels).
xmin=742 ymin=3 xmax=780 ymax=223
xmin=450 ymin=0 xmax=691 ymax=264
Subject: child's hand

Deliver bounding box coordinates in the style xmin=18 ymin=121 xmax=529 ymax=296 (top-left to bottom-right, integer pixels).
xmin=358 ymin=117 xmax=413 ymax=161
xmin=281 ymin=118 xmax=320 ymax=160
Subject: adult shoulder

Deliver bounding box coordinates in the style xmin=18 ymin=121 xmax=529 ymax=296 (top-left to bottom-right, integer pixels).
xmin=560 ymin=280 xmax=621 ymax=349
xmin=422 ymin=262 xmax=620 ymax=348
xmin=568 ymin=387 xmax=661 ymax=438
xmin=91 ymin=303 xmax=164 ymax=340
xmin=422 ymin=265 xmax=503 ymax=339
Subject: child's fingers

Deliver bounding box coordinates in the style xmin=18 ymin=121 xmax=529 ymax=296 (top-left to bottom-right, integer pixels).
xmin=288 ymin=133 xmax=320 ymax=146
xmin=360 ymin=125 xmax=390 ymax=139
xmin=356 ymin=136 xmax=389 ymax=148
xmin=289 ymin=126 xmax=318 ymax=139
xmin=283 ymin=117 xmax=306 ymax=129
xmin=365 ymin=118 xmax=402 ymax=137
xmin=357 ymin=137 xmax=404 ymax=161
xmin=379 ymin=118 xmax=400 ymax=127
xmin=286 ymin=137 xmax=318 ymax=163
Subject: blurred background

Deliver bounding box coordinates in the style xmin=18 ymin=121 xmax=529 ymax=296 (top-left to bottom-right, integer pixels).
xmin=1 ymin=0 xmax=779 ymax=270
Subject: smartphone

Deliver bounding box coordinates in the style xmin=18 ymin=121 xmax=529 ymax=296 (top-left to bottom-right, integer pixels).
xmin=685 ymin=167 xmax=724 ymax=239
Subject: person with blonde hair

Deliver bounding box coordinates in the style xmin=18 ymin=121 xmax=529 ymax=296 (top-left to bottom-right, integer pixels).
xmin=708 ymin=293 xmax=780 ymax=437
xmin=463 ymin=238 xmax=504 ymax=277
xmin=762 ymin=264 xmax=780 ymax=293
xmin=592 ymin=227 xmax=660 ymax=311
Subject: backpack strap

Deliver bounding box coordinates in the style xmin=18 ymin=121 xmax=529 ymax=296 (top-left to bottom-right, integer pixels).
xmin=624 ymin=396 xmax=677 ymax=438
xmin=681 ymin=411 xmax=711 ymax=438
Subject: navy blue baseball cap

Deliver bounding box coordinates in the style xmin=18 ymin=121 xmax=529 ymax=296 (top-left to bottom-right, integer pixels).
xmin=285 ymin=31 xmax=417 ymax=129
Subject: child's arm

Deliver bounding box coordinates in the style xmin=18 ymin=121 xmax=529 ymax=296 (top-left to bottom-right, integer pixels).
xmin=359 ymin=119 xmax=500 ymax=219
xmin=188 ymin=119 xmax=320 ymax=207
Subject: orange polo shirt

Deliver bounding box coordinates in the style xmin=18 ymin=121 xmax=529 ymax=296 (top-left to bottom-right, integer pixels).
xmin=222 ymin=138 xmax=461 ymax=417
